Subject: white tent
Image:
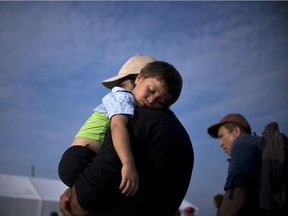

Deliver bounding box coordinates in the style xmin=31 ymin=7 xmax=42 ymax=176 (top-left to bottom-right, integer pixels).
xmin=0 ymin=173 xmax=68 ymax=216
xmin=0 ymin=173 xmax=199 ymax=216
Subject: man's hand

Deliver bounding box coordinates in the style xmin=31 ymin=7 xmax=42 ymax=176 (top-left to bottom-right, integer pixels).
xmin=59 ymin=186 xmax=90 ymax=216
xmin=59 ymin=188 xmax=73 ymax=216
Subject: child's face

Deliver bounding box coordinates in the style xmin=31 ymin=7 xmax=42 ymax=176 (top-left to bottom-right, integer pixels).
xmin=133 ymin=75 xmax=170 ymax=109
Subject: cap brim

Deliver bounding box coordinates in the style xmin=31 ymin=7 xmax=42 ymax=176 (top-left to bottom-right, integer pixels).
xmin=207 ymin=123 xmax=223 ymax=138
xmin=101 ymin=72 xmax=138 ymax=89
xmin=101 ymin=80 xmax=119 ymax=89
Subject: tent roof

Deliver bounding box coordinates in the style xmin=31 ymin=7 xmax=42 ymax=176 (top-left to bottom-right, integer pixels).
xmin=0 ymin=173 xmax=67 ymax=201
xmin=30 ymin=177 xmax=67 ymax=201
xmin=0 ymin=173 xmax=40 ymax=199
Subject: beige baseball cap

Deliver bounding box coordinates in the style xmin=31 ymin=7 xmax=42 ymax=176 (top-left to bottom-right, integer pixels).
xmin=102 ymin=54 xmax=156 ymax=89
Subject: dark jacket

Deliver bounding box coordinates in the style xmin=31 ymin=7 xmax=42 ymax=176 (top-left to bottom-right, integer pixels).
xmin=73 ymin=108 xmax=194 ymax=216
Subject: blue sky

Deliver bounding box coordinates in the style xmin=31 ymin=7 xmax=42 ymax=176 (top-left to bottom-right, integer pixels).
xmin=0 ymin=1 xmax=287 ymax=215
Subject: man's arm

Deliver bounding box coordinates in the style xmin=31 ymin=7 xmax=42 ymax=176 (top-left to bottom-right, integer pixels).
xmin=70 ymin=186 xmax=90 ymax=216
xmin=219 ymin=187 xmax=247 ymax=216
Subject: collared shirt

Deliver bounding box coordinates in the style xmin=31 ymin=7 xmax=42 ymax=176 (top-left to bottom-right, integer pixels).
xmin=94 ymin=86 xmax=135 ymax=119
xmin=74 ymin=87 xmax=136 ymax=142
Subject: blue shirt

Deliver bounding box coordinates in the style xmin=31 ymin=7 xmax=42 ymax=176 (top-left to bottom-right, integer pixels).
xmin=224 ymin=134 xmax=263 ymax=216
xmin=94 ymin=86 xmax=136 ymax=119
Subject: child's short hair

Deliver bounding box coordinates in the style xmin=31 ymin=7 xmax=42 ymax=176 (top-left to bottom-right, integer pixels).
xmin=139 ymin=61 xmax=183 ymax=107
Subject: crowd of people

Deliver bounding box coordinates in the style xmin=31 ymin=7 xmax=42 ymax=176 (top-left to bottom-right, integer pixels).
xmin=57 ymin=54 xmax=287 ymax=216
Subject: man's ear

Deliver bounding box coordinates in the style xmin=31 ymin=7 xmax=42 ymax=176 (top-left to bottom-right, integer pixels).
xmin=233 ymin=126 xmax=242 ymax=136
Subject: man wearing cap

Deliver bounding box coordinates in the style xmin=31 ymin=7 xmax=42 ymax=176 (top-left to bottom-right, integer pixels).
xmin=58 ymin=54 xmax=156 ymax=195
xmin=58 ymin=55 xmax=194 ymax=216
xmin=207 ymin=113 xmax=264 ymax=216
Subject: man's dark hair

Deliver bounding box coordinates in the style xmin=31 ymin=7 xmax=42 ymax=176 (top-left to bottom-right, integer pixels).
xmin=224 ymin=122 xmax=251 ymax=135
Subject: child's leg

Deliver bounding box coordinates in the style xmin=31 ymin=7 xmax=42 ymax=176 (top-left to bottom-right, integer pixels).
xmin=58 ymin=145 xmax=96 ymax=187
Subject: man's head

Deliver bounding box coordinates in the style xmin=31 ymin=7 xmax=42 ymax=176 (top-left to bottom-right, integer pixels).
xmin=102 ymin=54 xmax=156 ymax=90
xmin=207 ymin=113 xmax=251 ymax=156
xmin=133 ymin=61 xmax=182 ymax=109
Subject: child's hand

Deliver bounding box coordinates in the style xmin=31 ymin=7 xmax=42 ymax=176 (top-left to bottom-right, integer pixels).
xmin=119 ymin=164 xmax=139 ymax=196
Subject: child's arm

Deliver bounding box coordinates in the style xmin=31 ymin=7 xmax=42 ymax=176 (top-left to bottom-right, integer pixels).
xmin=110 ymin=114 xmax=139 ymax=196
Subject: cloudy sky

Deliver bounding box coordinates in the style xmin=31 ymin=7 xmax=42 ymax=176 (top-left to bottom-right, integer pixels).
xmin=0 ymin=1 xmax=287 ymax=215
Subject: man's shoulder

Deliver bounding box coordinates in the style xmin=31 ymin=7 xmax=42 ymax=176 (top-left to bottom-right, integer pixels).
xmin=236 ymin=134 xmax=262 ymax=143
xmin=130 ymin=108 xmax=191 ymax=145
xmin=133 ymin=108 xmax=177 ymax=122
xmin=233 ymin=134 xmax=263 ymax=151
xmin=134 ymin=107 xmax=174 ymax=115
